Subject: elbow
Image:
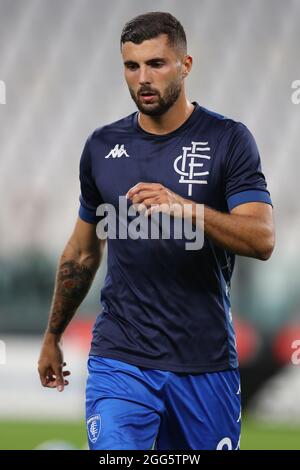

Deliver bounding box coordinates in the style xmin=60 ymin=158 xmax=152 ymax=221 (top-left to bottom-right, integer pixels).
xmin=79 ymin=250 xmax=101 ymax=270
xmin=255 ymin=229 xmax=275 ymax=261
xmin=257 ymin=245 xmax=274 ymax=261
xmin=63 ymin=243 xmax=101 ymax=271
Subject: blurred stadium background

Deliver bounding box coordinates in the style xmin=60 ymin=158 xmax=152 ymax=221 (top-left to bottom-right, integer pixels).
xmin=1 ymin=0 xmax=300 ymax=450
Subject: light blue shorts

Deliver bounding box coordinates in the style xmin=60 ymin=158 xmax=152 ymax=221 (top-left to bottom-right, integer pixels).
xmin=85 ymin=355 xmax=241 ymax=450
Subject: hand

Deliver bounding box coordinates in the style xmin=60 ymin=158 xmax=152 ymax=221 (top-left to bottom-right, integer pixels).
xmin=38 ymin=335 xmax=70 ymax=392
xmin=126 ymin=182 xmax=193 ymax=218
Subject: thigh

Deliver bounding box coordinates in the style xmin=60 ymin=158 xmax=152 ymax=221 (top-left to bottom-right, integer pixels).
xmin=86 ymin=397 xmax=160 ymax=450
xmin=86 ymin=355 xmax=163 ymax=450
xmin=156 ymin=368 xmax=241 ymax=450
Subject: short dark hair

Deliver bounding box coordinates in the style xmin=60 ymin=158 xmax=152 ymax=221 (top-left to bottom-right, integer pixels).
xmin=120 ymin=12 xmax=187 ymax=54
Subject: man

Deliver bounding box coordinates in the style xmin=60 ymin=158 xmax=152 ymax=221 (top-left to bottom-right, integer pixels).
xmin=38 ymin=12 xmax=275 ymax=450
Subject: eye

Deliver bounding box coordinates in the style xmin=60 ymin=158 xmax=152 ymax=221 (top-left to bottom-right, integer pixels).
xmin=151 ymin=62 xmax=164 ymax=68
xmin=126 ymin=63 xmax=138 ymax=71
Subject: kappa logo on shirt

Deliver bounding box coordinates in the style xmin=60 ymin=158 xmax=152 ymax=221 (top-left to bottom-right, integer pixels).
xmin=173 ymin=141 xmax=211 ymax=196
xmin=105 ymin=144 xmax=130 ymax=159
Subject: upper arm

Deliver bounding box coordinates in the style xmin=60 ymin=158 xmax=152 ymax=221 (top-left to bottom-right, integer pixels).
xmin=79 ymin=134 xmax=104 ymax=224
xmin=231 ymin=201 xmax=274 ymax=226
xmin=231 ymin=202 xmax=275 ymax=256
xmin=70 ymin=134 xmax=106 ymax=264
xmin=224 ymin=123 xmax=272 ymax=212
xmin=223 ymin=123 xmax=275 ymax=246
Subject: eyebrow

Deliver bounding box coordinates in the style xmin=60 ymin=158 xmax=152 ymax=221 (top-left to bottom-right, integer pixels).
xmin=124 ymin=57 xmax=167 ymax=66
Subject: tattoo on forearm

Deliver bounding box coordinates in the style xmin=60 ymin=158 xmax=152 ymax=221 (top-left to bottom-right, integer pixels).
xmin=48 ymin=260 xmax=94 ymax=335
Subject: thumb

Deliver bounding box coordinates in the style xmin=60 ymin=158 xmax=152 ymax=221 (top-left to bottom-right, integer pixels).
xmin=55 ymin=366 xmax=64 ymax=392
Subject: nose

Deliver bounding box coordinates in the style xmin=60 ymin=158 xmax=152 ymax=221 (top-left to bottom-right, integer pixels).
xmin=138 ymin=65 xmax=151 ymax=85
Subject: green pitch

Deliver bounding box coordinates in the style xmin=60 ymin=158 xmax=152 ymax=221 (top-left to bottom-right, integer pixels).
xmin=0 ymin=418 xmax=300 ymax=450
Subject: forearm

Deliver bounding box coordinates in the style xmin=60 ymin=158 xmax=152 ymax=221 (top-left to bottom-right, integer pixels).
xmin=126 ymin=182 xmax=274 ymax=260
xmin=192 ymin=204 xmax=274 ymax=260
xmin=45 ymin=243 xmax=100 ymax=339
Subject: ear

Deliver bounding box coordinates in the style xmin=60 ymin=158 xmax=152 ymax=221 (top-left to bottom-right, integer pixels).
xmin=182 ymin=55 xmax=193 ymax=78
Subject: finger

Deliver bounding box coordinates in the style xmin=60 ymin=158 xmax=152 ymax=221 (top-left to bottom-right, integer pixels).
xmin=54 ymin=366 xmax=65 ymax=392
xmin=39 ymin=371 xmax=47 ymax=386
xmin=43 ymin=374 xmax=70 ymax=388
xmin=42 ymin=373 xmax=57 ymax=387
xmin=126 ymin=183 xmax=162 ymax=199
xmin=47 ymin=378 xmax=69 ymax=388
xmin=145 ymin=205 xmax=161 ymax=216
xmin=45 ymin=373 xmax=56 ymax=384
xmin=39 ymin=366 xmax=51 ymax=387
xmin=45 ymin=381 xmax=57 ymax=388
xmin=45 ymin=370 xmax=70 ymax=382
xmin=131 ymin=191 xmax=159 ymax=204
xmin=126 ymin=182 xmax=147 ymax=198
xmin=132 ymin=198 xmax=160 ymax=213
xmin=40 ymin=376 xmax=49 ymax=387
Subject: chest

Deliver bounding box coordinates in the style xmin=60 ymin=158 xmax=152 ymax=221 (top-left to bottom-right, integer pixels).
xmin=92 ymin=136 xmax=225 ymax=208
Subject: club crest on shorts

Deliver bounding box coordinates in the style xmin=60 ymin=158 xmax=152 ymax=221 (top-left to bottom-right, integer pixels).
xmin=87 ymin=414 xmax=101 ymax=443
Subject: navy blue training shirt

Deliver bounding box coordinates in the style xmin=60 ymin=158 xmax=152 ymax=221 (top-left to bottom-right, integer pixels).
xmin=78 ymin=102 xmax=272 ymax=373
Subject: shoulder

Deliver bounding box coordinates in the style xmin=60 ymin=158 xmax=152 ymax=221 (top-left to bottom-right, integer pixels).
xmin=88 ymin=112 xmax=136 ymax=145
xmin=198 ymin=105 xmax=252 ymax=141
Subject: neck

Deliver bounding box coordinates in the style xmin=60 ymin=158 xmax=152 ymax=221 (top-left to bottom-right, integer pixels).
xmin=138 ymin=93 xmax=195 ymax=135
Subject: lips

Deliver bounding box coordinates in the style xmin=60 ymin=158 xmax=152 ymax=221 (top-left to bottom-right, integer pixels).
xmin=139 ymin=90 xmax=156 ymax=96
xmin=141 ymin=95 xmax=156 ymax=103
xmin=139 ymin=91 xmax=157 ymax=102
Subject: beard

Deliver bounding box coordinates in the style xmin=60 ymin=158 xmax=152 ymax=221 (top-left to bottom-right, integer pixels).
xmin=129 ymin=78 xmax=182 ymax=116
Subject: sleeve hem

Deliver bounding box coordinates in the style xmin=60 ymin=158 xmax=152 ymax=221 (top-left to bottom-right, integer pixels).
xmin=227 ymin=190 xmax=273 ymax=211
xmin=78 ymin=204 xmax=99 ymax=224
